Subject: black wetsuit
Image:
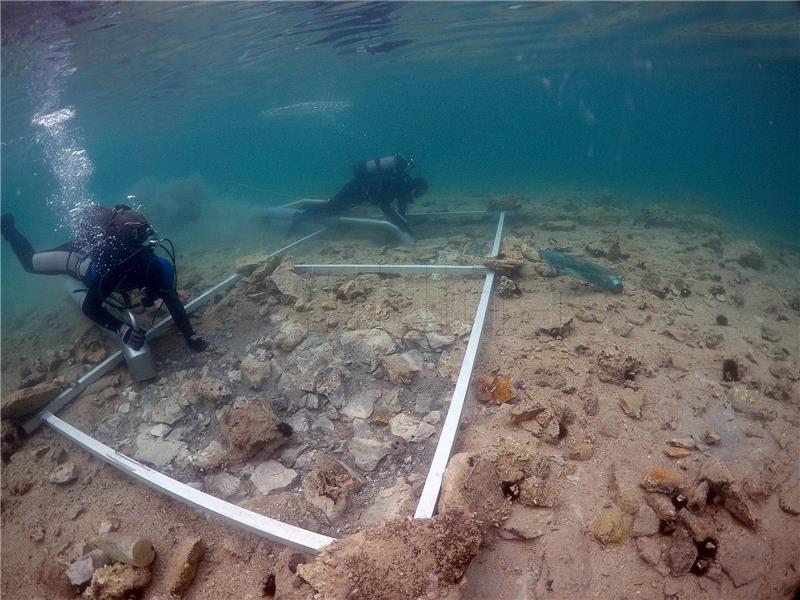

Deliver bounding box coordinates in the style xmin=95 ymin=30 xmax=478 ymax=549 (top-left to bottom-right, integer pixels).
xmin=2 ymin=215 xmax=199 ymax=345
xmin=303 ymin=171 xmax=416 ymax=234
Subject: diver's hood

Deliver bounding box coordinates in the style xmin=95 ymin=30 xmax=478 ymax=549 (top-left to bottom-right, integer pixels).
xmin=106 ymin=205 xmax=152 ymax=246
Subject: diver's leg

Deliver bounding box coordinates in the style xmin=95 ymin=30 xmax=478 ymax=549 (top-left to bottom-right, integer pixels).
xmin=1 ymin=215 xmax=36 ymax=272
xmin=2 ymin=215 xmax=81 ymax=276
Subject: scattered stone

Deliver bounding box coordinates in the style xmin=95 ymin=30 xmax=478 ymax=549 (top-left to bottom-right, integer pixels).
xmin=698 ymin=457 xmax=734 ymax=488
xmin=186 ymin=440 xmax=227 ymax=469
xmin=596 ymin=348 xmax=643 ymax=385
xmin=302 ymin=453 xmax=364 ymax=522
xmin=98 ymin=520 xmax=117 ymax=535
xmin=426 ymin=332 xmax=454 ymax=351
xmin=240 ymin=352 xmax=272 ymax=389
xmin=164 ymin=537 xmax=205 ymax=597
xmin=704 ymin=430 xmax=721 ymax=445
xmin=1 ymin=381 xmax=61 ymax=419
xmin=218 ymin=401 xmax=289 ymax=462
xmin=251 ymin=460 xmax=298 ymax=495
xmin=641 ymin=468 xmax=680 ymax=494
xmin=423 ymin=410 xmax=441 ymax=425
xmin=592 ymin=506 xmax=629 ymax=544
xmin=635 ymin=536 xmax=664 ymax=567
xmin=270 ymin=267 xmax=312 ymax=305
xmin=49 ymin=462 xmax=78 ymax=485
xmin=716 ymin=314 xmax=729 ymax=326
xmin=568 ymin=442 xmax=594 ymax=461
xmin=311 ymin=415 xmax=335 ymax=435
xmin=66 ymin=550 xmax=111 ymax=586
xmin=336 ymin=278 xmax=369 ymax=300
xmin=644 ymin=493 xmax=677 ymax=521
xmin=193 ymin=377 xmax=231 ymax=403
xmin=29 ymin=524 xmax=45 ymax=542
xmin=340 ymin=329 xmax=396 ymax=364
xmin=150 ymin=397 xmax=185 ymax=425
xmin=687 ymin=480 xmax=710 ymax=511
xmin=761 ymin=324 xmax=781 ymax=343
xmin=508 ymin=397 xmax=546 ymax=425
xmin=389 ymin=413 xmax=436 ymax=442
xmin=619 ymin=392 xmax=644 ymax=419
xmin=402 ymin=330 xmax=428 ymax=351
xmin=483 ymin=251 xmax=524 ymax=276
xmin=313 ymin=365 xmax=350 ymax=408
xmin=95 ymin=533 xmax=155 ymax=567
xmin=631 ymin=503 xmax=661 ymax=537
xmin=149 ymin=423 xmax=171 ymax=438
xmin=348 ymin=437 xmax=393 ymax=471
xmin=296 ymin=509 xmax=482 ymax=600
xmin=204 ymin=472 xmax=245 ymax=499
xmin=664 ymin=446 xmax=691 ymax=459
xmin=275 ymin=320 xmax=308 ymax=352
xmin=83 ymin=563 xmax=151 ymax=600
xmin=341 ymin=389 xmax=380 ymax=420
xmin=380 ymin=351 xmax=423 ymax=385
xmin=497 ymin=275 xmax=522 ymax=298
xmin=678 ymin=508 xmax=713 ymax=542
xmin=359 ymin=477 xmax=415 ymax=527
xmin=666 ymin=533 xmax=697 ymax=576
xmin=728 ymin=385 xmax=776 ymax=421
xmin=778 ymin=483 xmax=800 ymax=516
xmin=235 ymin=251 xmax=279 ymax=275
xmin=134 ymin=434 xmax=183 ymax=467
xmin=667 ymin=437 xmax=696 ymax=450
xmin=723 ymin=484 xmax=759 ymax=528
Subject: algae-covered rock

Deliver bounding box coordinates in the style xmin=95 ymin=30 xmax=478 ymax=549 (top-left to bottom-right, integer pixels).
xmin=592 ymin=506 xmax=630 ymax=544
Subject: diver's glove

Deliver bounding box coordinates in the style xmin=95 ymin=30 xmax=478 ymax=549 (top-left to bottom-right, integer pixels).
xmin=187 ymin=336 xmax=209 ymax=353
xmin=1 ymin=214 xmax=15 ymax=238
xmin=119 ymin=324 xmax=147 ymax=351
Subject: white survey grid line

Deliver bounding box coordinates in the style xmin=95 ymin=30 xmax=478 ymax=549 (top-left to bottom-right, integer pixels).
xmin=294 ymin=264 xmax=488 ymax=276
xmin=26 ymin=211 xmax=503 ymax=550
xmin=42 ymin=412 xmax=335 ymax=553
xmin=414 ymin=211 xmax=505 ymax=519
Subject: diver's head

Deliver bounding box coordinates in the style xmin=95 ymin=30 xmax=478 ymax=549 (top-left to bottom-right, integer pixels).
xmin=411 ymin=177 xmax=428 ymax=199
xmin=107 ymin=205 xmax=154 ymax=246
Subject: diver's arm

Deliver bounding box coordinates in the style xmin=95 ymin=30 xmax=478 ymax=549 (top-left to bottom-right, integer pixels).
xmin=160 ymin=289 xmax=208 ymax=352
xmin=81 ymin=285 xmax=126 ymax=333
xmin=377 ymin=201 xmax=412 ymax=234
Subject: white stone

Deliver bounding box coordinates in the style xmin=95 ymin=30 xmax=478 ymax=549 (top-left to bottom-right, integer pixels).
xmin=204 ymin=472 xmax=245 ymax=499
xmin=117 ymin=403 xmax=131 ymax=414
xmin=311 ymin=415 xmax=335 ymax=435
xmin=186 ymin=440 xmax=227 ymax=469
xmin=149 ymin=424 xmax=171 ymax=438
xmin=286 ymin=409 xmax=310 ymax=433
xmin=349 ymin=437 xmax=392 ymax=471
xmin=65 ymin=550 xmax=110 ymax=586
xmin=133 ymin=433 xmax=184 ymax=467
xmin=150 ymin=397 xmax=184 ymax=425
xmin=250 ymin=460 xmax=298 ymax=495
xmin=426 ymin=333 xmax=455 ymax=351
xmin=226 ymin=369 xmax=242 ymax=383
xmin=359 ymin=478 xmax=414 ymax=527
xmin=423 ymin=410 xmax=442 ymax=425
xmin=275 ymin=320 xmax=308 ymax=352
xmin=389 ymin=413 xmax=437 ymax=443
xmin=342 ymin=389 xmax=381 ymax=420
xmin=341 ymin=329 xmax=397 ymax=363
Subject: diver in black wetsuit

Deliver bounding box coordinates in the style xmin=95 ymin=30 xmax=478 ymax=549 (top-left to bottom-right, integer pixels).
xmin=298 ymin=154 xmax=428 ymax=236
xmin=1 ymin=206 xmax=208 ymax=352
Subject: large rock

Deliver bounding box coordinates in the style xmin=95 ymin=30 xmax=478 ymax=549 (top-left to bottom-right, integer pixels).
xmin=251 ymin=460 xmax=298 ymax=495
xmin=275 ymin=320 xmax=308 ymax=352
xmin=388 ymin=413 xmax=435 ymax=443
xmin=342 ymin=389 xmax=380 ymax=420
xmin=134 ymin=434 xmax=184 ymax=467
xmin=348 ymin=437 xmax=393 ymax=471
xmin=302 ymin=453 xmax=364 ymax=521
xmin=150 ymin=397 xmax=185 ymax=425
xmin=1 ymin=381 xmax=61 ymax=419
xmin=592 ymin=506 xmax=629 ymax=544
xmin=341 ymin=329 xmax=397 ymax=363
xmin=218 ymin=401 xmax=289 ymax=462
xmin=269 ymin=268 xmax=312 ymax=305
xmin=380 ymin=350 xmax=423 ymax=385
xmin=296 ymin=509 xmax=482 ymax=600
xmin=728 ymin=385 xmax=776 ymax=421
xmin=438 ymin=452 xmax=510 ymax=531
xmin=83 ymin=563 xmax=151 ymax=600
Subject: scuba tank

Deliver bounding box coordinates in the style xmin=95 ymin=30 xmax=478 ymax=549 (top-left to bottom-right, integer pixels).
xmin=353 ymin=154 xmax=414 ymax=179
